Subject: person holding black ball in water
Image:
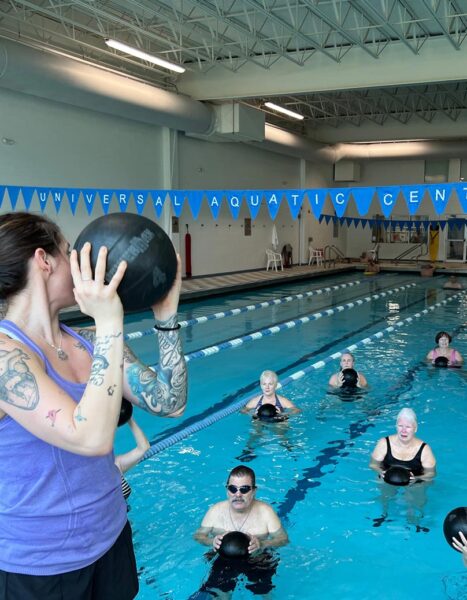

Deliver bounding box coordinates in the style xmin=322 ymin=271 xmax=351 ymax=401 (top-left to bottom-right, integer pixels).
xmin=194 ymin=465 xmax=288 ymax=597
xmin=370 ymin=408 xmax=436 ymax=483
xmin=427 ymin=331 xmax=463 ymax=367
xmin=0 ymin=212 xmax=187 ymax=600
xmin=328 ymin=352 xmax=368 ymax=388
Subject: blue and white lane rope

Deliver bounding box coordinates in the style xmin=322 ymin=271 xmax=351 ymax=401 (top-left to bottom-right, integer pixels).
xmin=181 ymin=282 xmax=417 ymax=364
xmin=140 ymin=290 xmax=463 ymax=462
xmin=123 ymin=279 xmax=363 ymax=341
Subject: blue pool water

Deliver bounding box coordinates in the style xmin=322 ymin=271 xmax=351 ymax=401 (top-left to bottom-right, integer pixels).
xmin=114 ymin=272 xmax=467 ymax=600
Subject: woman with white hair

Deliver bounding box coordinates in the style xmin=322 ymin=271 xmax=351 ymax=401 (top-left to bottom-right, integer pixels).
xmin=370 ymin=408 xmax=436 ymax=483
xmin=242 ymin=370 xmax=299 ymax=414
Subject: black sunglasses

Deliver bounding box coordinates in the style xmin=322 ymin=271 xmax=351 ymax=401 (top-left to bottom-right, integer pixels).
xmin=227 ymin=484 xmax=255 ymax=494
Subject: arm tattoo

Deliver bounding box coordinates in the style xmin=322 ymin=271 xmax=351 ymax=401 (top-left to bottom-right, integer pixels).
xmin=124 ymin=315 xmax=187 ymax=416
xmin=0 ymin=347 xmax=39 ymax=410
xmin=89 ymin=332 xmax=122 ymax=386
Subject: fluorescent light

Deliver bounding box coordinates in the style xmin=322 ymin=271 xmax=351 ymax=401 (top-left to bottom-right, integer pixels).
xmin=264 ymin=102 xmax=304 ymax=120
xmin=105 ymin=39 xmax=185 ymax=74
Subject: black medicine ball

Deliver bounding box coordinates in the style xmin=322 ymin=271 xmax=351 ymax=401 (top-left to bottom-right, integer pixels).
xmin=218 ymin=531 xmax=250 ymax=559
xmin=434 ymin=356 xmax=449 ymax=368
xmin=256 ymin=404 xmax=279 ymax=421
xmin=443 ymin=507 xmax=467 ymax=551
xmin=341 ymin=368 xmax=358 ymax=388
xmin=73 ymin=213 xmax=177 ymax=312
xmin=118 ymin=398 xmax=133 ymax=427
xmin=383 ymin=466 xmax=411 ymax=486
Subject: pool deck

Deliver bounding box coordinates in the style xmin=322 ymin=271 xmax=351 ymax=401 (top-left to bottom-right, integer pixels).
xmin=180 ymin=260 xmax=467 ymax=301
xmin=60 ymin=260 xmax=466 ymax=323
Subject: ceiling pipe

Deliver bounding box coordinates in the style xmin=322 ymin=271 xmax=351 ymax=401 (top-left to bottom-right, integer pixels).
xmin=1 ymin=37 xmax=467 ymax=163
xmin=0 ymin=38 xmax=214 ymax=135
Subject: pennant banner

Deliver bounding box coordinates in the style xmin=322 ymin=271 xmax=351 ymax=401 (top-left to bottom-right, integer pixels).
xmin=0 ymin=183 xmax=464 ymax=220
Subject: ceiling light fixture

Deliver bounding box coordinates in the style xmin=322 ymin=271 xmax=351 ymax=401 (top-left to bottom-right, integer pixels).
xmin=264 ymin=102 xmax=304 ymax=120
xmin=105 ymin=39 xmax=185 ymax=74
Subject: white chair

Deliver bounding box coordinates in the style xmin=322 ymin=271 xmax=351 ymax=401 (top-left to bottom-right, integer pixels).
xmin=308 ymin=246 xmax=324 ymax=266
xmin=266 ymin=249 xmax=283 ymax=271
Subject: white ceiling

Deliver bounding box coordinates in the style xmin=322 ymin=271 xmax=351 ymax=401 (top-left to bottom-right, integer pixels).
xmin=1 ymin=0 xmax=467 ymax=142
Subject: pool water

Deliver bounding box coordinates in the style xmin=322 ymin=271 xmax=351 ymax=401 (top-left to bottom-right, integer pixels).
xmin=114 ymin=272 xmax=467 ymax=600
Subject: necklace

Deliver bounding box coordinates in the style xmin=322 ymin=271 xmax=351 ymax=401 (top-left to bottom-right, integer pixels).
xmin=42 ymin=329 xmax=68 ymax=361
xmin=229 ymin=504 xmax=253 ymax=532
xmin=15 ymin=318 xmax=69 ymax=361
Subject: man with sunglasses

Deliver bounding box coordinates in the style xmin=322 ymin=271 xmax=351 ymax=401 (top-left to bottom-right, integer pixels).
xmin=194 ymin=465 xmax=288 ymax=596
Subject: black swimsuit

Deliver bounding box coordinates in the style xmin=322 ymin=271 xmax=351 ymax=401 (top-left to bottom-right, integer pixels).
xmin=382 ymin=437 xmax=426 ymax=476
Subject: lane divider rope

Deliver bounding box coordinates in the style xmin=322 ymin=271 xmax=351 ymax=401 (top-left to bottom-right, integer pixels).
xmin=181 ymin=282 xmax=418 ymax=364
xmin=140 ymin=290 xmax=463 ymax=462
xmin=123 ymin=279 xmax=364 ymax=341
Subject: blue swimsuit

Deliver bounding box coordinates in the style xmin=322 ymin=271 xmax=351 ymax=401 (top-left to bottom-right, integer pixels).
xmin=255 ymin=394 xmax=284 ymax=413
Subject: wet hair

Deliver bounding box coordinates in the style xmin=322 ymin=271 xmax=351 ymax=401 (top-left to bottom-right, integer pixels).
xmin=260 ymin=370 xmax=278 ymax=386
xmin=227 ymin=465 xmax=256 ymax=488
xmin=435 ymin=331 xmax=452 ymax=344
xmin=0 ymin=212 xmax=64 ymax=300
xmin=396 ymin=407 xmax=417 ymax=427
xmin=340 ymin=352 xmax=355 ymax=364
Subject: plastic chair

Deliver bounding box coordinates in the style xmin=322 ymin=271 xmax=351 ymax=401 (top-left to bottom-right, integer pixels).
xmin=308 ymin=246 xmax=324 ymax=266
xmin=266 ymin=249 xmax=283 ymax=271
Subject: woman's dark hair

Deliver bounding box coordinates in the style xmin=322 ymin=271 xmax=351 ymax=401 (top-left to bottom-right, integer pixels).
xmin=435 ymin=331 xmax=452 ymax=344
xmin=0 ymin=212 xmax=63 ymax=300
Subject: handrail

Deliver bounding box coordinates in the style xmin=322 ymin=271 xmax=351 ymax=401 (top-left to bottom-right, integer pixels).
xmin=394 ymin=242 xmax=427 ymax=263
xmin=323 ymin=244 xmax=346 ymax=268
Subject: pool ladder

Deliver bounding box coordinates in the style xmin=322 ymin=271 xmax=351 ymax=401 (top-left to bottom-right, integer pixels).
xmin=323 ymin=244 xmax=348 ymax=268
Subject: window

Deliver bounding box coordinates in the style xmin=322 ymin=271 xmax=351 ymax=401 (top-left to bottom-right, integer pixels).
xmin=424 ymin=159 xmax=449 ymax=183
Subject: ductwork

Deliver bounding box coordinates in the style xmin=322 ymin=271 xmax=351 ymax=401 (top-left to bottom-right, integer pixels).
xmin=1 ymin=37 xmax=467 ymax=163
xmin=0 ymin=38 xmax=214 ymax=135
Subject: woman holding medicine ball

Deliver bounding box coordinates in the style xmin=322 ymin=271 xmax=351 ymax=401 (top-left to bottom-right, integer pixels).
xmin=0 ymin=211 xmax=187 ymax=599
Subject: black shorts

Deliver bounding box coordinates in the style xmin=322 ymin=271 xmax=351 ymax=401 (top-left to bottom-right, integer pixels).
xmin=202 ymin=550 xmax=279 ymax=595
xmin=0 ymin=521 xmax=139 ymax=600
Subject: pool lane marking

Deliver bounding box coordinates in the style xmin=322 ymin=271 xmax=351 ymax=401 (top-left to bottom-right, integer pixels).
xmin=182 ymin=282 xmax=418 ymax=363
xmin=124 ymin=279 xmax=364 ymax=341
xmin=140 ymin=291 xmax=464 ymax=462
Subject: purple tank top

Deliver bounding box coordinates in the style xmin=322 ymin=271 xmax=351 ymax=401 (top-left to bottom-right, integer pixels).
xmin=0 ymin=320 xmax=127 ymax=575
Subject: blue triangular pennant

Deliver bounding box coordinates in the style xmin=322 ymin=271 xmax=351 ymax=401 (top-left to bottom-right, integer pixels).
xmin=187 ymin=191 xmax=204 ymax=219
xmin=401 ymin=185 xmax=426 ymax=215
xmin=307 ymin=189 xmax=328 ymax=219
xmin=132 ymin=190 xmax=150 ymax=214
xmin=284 ymin=190 xmax=304 ymax=219
xmin=113 ymin=190 xmax=131 ymax=213
xmin=454 ymin=183 xmax=467 ymax=213
xmin=21 ymin=187 xmax=36 ymax=210
xmin=151 ymin=191 xmax=167 ymax=218
xmin=66 ymin=189 xmax=80 ymax=215
xmin=439 ymin=220 xmax=448 ymax=231
xmin=6 ymin=186 xmax=21 ymax=209
xmin=98 ymin=190 xmax=114 ymax=214
xmin=169 ymin=191 xmax=185 ymax=217
xmin=324 ymin=214 xmax=331 ymax=225
xmin=36 ymin=187 xmax=51 ymax=212
xmin=50 ymin=188 xmax=66 ymax=213
xmin=329 ymin=188 xmax=351 ymax=218
xmin=245 ymin=191 xmax=263 ymax=219
xmin=377 ymin=186 xmax=400 ymax=217
xmin=352 ymin=187 xmax=375 ymax=216
xmin=82 ymin=190 xmax=97 ymax=215
xmin=265 ymin=191 xmax=282 ymax=220
xmin=206 ymin=191 xmax=223 ymax=220
xmin=0 ymin=185 xmax=4 ymax=208
xmin=427 ymin=183 xmax=454 ymax=215
xmin=226 ymin=191 xmax=243 ymax=219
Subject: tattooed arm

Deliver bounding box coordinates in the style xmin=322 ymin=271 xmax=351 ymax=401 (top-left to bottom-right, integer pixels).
xmin=75 ymin=319 xmax=187 ymax=417
xmin=0 ymin=324 xmax=124 ymax=456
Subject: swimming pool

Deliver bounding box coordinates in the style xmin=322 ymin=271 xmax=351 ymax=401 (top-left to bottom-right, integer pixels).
xmin=114 ymin=271 xmax=467 ymax=600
